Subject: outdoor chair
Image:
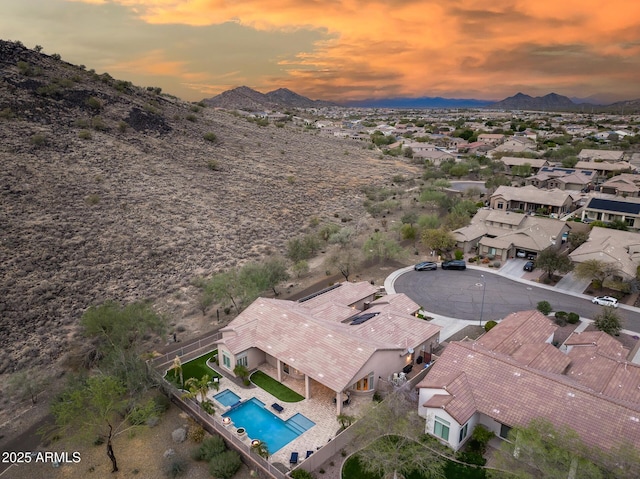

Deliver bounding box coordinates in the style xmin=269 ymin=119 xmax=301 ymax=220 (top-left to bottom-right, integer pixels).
xmin=290 ymin=452 xmax=299 ymax=465
xmin=271 ymin=403 xmax=284 ymax=413
xmin=306 ymin=450 xmax=314 ymax=458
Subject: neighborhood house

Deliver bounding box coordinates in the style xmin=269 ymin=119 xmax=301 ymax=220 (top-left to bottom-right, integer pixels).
xmin=215 ymin=282 xmax=441 ymax=414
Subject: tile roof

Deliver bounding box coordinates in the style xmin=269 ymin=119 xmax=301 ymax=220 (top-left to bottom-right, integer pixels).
xmin=491 ymin=185 xmax=577 ymax=207
xmin=477 ymin=310 xmax=556 ymax=355
xmin=569 ymin=226 xmax=640 ymax=279
xmin=298 ymin=281 xmax=379 ymax=308
xmin=417 ymin=340 xmax=640 ymax=452
xmin=578 ymin=149 xmax=624 ymax=161
xmin=511 ymin=343 xmax=572 ymax=375
xmin=219 ymin=283 xmax=441 ymax=393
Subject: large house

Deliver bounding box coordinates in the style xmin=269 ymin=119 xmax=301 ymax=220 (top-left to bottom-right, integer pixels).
xmin=599 ymin=173 xmax=640 ymax=197
xmin=524 ymin=167 xmax=594 ymax=191
xmin=417 ymin=311 xmax=640 ymax=454
xmin=500 ymin=157 xmax=548 ymax=175
xmin=489 ymin=185 xmax=578 ymax=216
xmin=453 ymin=209 xmax=569 ymax=261
xmin=577 ymin=149 xmax=625 ymax=162
xmin=215 ymin=282 xmax=441 ymax=414
xmin=569 ymin=226 xmax=640 ymax=281
xmin=581 ymin=195 xmax=640 ymax=231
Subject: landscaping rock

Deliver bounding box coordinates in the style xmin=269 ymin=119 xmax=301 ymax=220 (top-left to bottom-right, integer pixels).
xmin=171 ymin=428 xmax=186 ymax=443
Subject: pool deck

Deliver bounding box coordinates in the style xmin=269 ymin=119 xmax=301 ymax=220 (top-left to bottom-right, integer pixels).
xmin=205 ymin=363 xmax=370 ymax=466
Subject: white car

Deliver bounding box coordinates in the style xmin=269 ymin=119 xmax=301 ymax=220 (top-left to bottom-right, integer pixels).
xmin=592 ymin=296 xmax=619 ymax=308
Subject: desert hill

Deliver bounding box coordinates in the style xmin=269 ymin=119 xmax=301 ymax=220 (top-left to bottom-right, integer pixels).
xmin=0 ymin=40 xmax=415 ymax=373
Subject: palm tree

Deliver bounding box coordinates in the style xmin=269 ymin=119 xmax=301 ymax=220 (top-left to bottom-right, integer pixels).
xmin=184 ymin=374 xmax=218 ymax=403
xmin=169 ymin=356 xmax=183 ymax=387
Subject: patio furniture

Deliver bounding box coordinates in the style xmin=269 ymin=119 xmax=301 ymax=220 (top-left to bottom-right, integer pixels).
xmin=290 ymin=452 xmax=299 ymax=465
xmin=271 ymin=403 xmax=284 ymax=413
xmin=402 ymin=364 xmax=413 ymax=374
xmin=306 ymin=450 xmax=314 ymax=458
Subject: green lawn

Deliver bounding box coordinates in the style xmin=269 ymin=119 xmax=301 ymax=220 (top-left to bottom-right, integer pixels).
xmin=249 ymin=370 xmax=304 ymax=402
xmin=165 ymin=350 xmax=220 ymax=386
xmin=342 ymin=454 xmax=486 ymax=479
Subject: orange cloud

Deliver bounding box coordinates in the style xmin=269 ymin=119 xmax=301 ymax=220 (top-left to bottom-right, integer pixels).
xmin=65 ymin=0 xmax=640 ymax=101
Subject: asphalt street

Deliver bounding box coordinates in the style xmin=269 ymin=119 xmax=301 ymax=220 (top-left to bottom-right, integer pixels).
xmin=393 ymin=268 xmax=640 ymax=333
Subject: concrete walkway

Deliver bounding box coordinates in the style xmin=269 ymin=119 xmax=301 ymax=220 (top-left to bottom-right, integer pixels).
xmin=384 ymin=261 xmax=640 ymax=364
xmin=555 ymin=271 xmax=592 ymax=294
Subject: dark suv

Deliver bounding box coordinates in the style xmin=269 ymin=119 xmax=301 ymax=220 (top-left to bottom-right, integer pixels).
xmin=523 ymin=260 xmax=535 ymax=272
xmin=441 ymin=259 xmax=466 ymax=270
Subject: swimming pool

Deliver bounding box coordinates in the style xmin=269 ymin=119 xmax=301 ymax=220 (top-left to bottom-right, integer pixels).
xmin=222 ymin=398 xmax=315 ymax=452
xmin=214 ymin=389 xmax=241 ymax=407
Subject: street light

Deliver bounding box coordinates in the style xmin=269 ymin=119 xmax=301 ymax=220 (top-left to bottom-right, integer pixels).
xmin=479 ymin=274 xmax=486 ymax=327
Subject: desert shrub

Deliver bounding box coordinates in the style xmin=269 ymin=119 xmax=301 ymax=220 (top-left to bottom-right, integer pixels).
xmin=567 ymin=312 xmax=580 ymax=324
xmin=118 ymin=121 xmax=129 ymax=132
xmin=537 ymin=300 xmax=552 ymax=315
xmin=91 ymin=116 xmax=107 ymax=131
xmin=481 ymin=258 xmax=490 ymax=264
xmin=193 ymin=435 xmax=226 ymax=462
xmin=493 ymin=261 xmax=501 ymax=268
xmin=186 ymin=114 xmax=197 ymax=122
xmin=290 ymin=469 xmax=315 ymax=479
xmin=74 ymin=118 xmax=90 ymax=128
xmin=78 ymin=129 xmax=92 ymax=140
xmin=51 ymin=53 xmax=62 ymax=60
xmin=208 ymin=450 xmax=241 ymax=479
xmin=206 ymin=159 xmax=220 ymax=171
xmin=554 ymin=311 xmax=568 ymax=326
xmin=36 ymin=83 xmax=62 ymax=98
xmin=30 ymin=133 xmax=48 ymax=147
xmin=85 ymin=96 xmax=102 ymax=111
xmin=188 ymin=423 xmax=205 ymax=443
xmin=85 ymin=194 xmax=100 ymax=205
xmin=201 ymin=400 xmax=215 ymax=415
xmin=164 ymin=458 xmax=187 ymax=478
xmin=0 ymin=107 xmax=15 ymax=119
xmin=484 ymin=320 xmax=498 ymax=331
xmin=468 ymin=424 xmax=495 ymax=454
xmin=203 ymin=132 xmax=217 ymax=142
xmin=454 ymin=250 xmax=464 ymax=260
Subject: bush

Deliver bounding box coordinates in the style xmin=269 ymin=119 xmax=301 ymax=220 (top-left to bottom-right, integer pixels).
xmin=291 ymin=470 xmax=315 ymax=479
xmin=85 ymin=96 xmax=102 ymax=111
xmin=78 ymin=129 xmax=92 ymax=140
xmin=537 ymin=300 xmax=552 ymax=315
xmin=457 ymin=450 xmax=486 ymax=466
xmin=208 ymin=450 xmax=241 ymax=479
xmin=193 ymin=435 xmax=226 ymax=462
xmin=165 ymin=458 xmax=188 ymax=478
xmin=30 ymin=134 xmax=48 ymax=146
xmin=554 ymin=311 xmax=568 ymax=326
xmin=567 ymin=312 xmax=580 ymax=324
xmin=454 ymin=250 xmax=464 ymax=260
xmin=484 ymin=320 xmax=498 ymax=331
xmin=469 ymin=424 xmax=495 ymax=454
xmin=493 ymin=261 xmax=501 ymax=268
xmin=203 ymin=132 xmax=217 ymax=142
xmin=187 ymin=423 xmax=205 ymax=443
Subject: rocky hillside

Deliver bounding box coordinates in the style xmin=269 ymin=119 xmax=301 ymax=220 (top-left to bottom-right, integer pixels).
xmin=0 ymin=40 xmax=416 ymax=373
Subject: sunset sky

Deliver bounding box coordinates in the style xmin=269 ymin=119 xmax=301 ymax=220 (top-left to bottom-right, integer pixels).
xmin=2 ymin=0 xmax=640 ymax=103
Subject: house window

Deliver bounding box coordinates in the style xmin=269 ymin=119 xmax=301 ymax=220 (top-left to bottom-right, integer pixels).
xmin=459 ymin=423 xmax=469 ymax=443
xmin=355 ymin=372 xmax=374 ymax=391
xmin=500 ymin=423 xmax=511 ymax=439
xmin=222 ymin=353 xmax=231 ymax=369
xmin=497 ymin=202 xmax=504 ymax=209
xmin=283 ymin=364 xmax=290 ymax=374
xmin=434 ymin=416 xmax=450 ymax=441
xmin=236 ymin=354 xmax=248 ymax=367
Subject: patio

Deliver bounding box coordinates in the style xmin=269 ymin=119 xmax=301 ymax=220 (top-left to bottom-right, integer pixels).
xmin=204 ymin=362 xmax=372 ymax=466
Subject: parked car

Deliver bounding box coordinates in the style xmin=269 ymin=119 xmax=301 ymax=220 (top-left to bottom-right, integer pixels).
xmin=523 ymin=261 xmax=535 ymax=272
xmin=414 ymin=261 xmax=437 ymax=271
xmin=516 ymin=250 xmax=526 ymax=258
xmin=592 ymin=296 xmax=619 ymax=308
xmin=441 ymin=260 xmax=466 ymax=270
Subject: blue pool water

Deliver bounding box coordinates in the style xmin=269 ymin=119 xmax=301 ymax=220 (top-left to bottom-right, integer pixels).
xmin=214 ymin=389 xmax=241 ymax=407
xmin=222 ymin=398 xmax=315 ymax=452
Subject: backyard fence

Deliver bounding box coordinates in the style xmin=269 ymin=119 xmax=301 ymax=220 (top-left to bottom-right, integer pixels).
xmin=149 ymin=366 xmax=287 ymax=479
xmin=150 ymin=331 xmax=222 ymax=371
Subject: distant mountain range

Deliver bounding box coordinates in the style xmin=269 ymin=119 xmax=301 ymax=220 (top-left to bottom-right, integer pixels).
xmin=341 ymin=96 xmax=493 ymax=109
xmin=203 ymin=86 xmax=640 ymax=113
xmin=202 ymin=86 xmax=336 ymax=110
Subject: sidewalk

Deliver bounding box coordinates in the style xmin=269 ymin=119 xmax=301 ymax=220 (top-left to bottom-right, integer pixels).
xmin=384 ymin=262 xmax=640 ymax=364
